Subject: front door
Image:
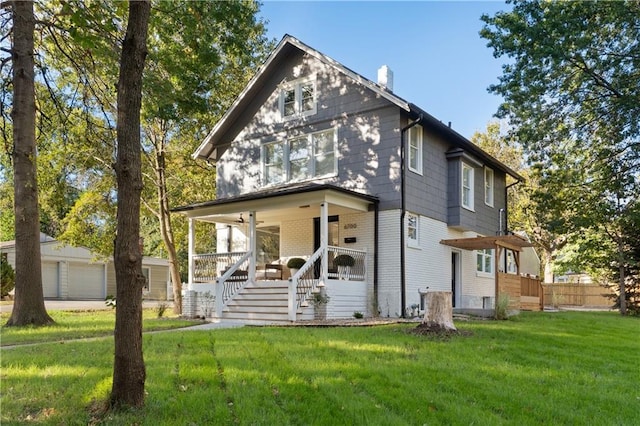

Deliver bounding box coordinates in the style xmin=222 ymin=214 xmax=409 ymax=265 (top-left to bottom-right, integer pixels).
xmin=451 ymin=252 xmax=460 ymax=307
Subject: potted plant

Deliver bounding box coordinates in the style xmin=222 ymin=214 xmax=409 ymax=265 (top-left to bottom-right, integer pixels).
xmin=286 ymin=257 xmax=306 ymax=277
xmin=334 ymin=254 xmax=355 ymax=280
xmin=310 ymin=290 xmax=330 ymax=320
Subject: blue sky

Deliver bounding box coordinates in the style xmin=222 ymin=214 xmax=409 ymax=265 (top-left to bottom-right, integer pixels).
xmin=258 ymin=1 xmax=511 ymax=139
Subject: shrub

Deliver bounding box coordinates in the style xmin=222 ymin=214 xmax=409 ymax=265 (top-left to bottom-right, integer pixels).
xmin=495 ymin=293 xmax=511 ymax=320
xmin=1 ymin=256 xmax=15 ymax=298
xmin=353 ymin=311 xmax=364 ymax=319
xmin=286 ymin=257 xmax=306 ymax=269
xmin=334 ymin=254 xmax=355 ymax=267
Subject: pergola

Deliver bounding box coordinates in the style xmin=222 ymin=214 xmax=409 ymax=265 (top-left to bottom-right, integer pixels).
xmin=440 ymin=234 xmax=535 ymax=311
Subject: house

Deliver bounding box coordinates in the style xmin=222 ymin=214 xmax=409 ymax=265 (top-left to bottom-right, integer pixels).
xmin=174 ymin=35 xmax=538 ymax=322
xmin=0 ymin=233 xmax=171 ymax=301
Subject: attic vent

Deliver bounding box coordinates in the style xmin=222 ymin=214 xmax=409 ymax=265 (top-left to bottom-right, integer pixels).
xmin=377 ymin=65 xmax=393 ymax=92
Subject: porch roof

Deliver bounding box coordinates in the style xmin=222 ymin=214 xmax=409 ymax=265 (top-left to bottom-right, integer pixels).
xmin=172 ymin=183 xmax=378 ymax=221
xmin=440 ymin=234 xmax=533 ymax=252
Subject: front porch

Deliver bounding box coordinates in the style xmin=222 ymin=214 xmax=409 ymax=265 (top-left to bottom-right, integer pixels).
xmin=175 ymin=185 xmax=377 ymax=323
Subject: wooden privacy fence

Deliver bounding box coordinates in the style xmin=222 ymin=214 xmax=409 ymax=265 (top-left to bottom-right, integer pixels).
xmin=543 ymin=284 xmax=613 ymax=308
xmin=498 ymin=273 xmax=543 ymax=311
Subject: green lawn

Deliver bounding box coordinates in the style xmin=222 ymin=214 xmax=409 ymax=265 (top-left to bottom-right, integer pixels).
xmin=0 ymin=309 xmax=202 ymax=346
xmin=1 ymin=311 xmax=638 ymax=425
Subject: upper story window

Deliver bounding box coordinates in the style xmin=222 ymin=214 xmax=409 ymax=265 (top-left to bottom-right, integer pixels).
xmin=264 ymin=142 xmax=285 ymax=185
xmin=476 ymin=248 xmax=493 ymax=275
xmin=408 ymin=125 xmax=423 ymax=175
xmin=279 ymin=77 xmax=316 ymax=120
xmin=462 ymin=163 xmax=474 ymax=211
xmin=262 ymin=128 xmax=337 ymax=186
xmin=407 ymin=212 xmax=419 ymax=247
xmin=484 ymin=167 xmax=494 ymax=207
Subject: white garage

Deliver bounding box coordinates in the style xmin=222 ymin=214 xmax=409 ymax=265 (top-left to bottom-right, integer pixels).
xmin=68 ymin=263 xmax=105 ymax=299
xmin=42 ymin=261 xmax=59 ymax=298
xmin=1 ymin=233 xmax=170 ymax=300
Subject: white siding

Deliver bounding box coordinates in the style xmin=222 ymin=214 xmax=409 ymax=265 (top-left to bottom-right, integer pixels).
xmin=377 ymin=210 xmax=401 ymax=317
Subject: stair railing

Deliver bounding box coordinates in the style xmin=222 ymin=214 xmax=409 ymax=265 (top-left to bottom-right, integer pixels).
xmin=216 ymin=251 xmax=252 ymax=317
xmin=288 ymin=246 xmax=324 ymax=321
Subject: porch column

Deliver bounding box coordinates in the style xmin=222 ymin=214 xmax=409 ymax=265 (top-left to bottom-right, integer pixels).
xmin=320 ymin=202 xmax=328 ymax=284
xmin=188 ymin=217 xmax=195 ymax=290
xmin=249 ymin=211 xmax=257 ymax=281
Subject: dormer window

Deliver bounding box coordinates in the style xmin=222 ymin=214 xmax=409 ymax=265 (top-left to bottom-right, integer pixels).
xmin=279 ymin=76 xmax=317 ymax=120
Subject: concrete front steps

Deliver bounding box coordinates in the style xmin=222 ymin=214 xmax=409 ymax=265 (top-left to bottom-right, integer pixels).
xmin=222 ymin=280 xmax=305 ymax=323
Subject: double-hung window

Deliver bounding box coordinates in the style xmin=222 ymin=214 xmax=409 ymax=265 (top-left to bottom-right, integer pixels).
xmin=484 ymin=167 xmax=494 ymax=207
xmin=462 ymin=163 xmax=474 ymax=210
xmin=262 ymin=128 xmax=336 ymax=185
xmin=263 ymin=142 xmax=285 ymax=185
xmin=476 ymin=249 xmax=493 ymax=275
xmin=280 ymin=77 xmax=316 ymax=120
xmin=408 ymin=125 xmax=423 ymax=174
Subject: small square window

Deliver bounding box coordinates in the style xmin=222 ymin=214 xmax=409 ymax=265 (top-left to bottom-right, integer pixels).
xmin=476 ymin=249 xmax=493 ymax=275
xmin=280 ymin=77 xmax=316 ymax=119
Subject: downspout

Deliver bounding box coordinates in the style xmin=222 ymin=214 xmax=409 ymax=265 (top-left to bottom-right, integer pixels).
xmin=400 ymin=113 xmax=423 ymax=318
xmin=373 ymin=200 xmax=379 ymax=315
xmin=504 ymin=179 xmax=521 ymax=234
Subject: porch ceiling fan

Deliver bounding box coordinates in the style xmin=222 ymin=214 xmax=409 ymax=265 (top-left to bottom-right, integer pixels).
xmin=236 ymin=213 xmax=264 ymax=225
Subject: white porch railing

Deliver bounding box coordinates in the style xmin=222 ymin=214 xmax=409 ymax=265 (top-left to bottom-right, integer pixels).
xmin=215 ymin=251 xmax=252 ymax=317
xmin=288 ymin=246 xmax=367 ymax=320
xmin=327 ymin=246 xmax=366 ymax=281
xmin=193 ymin=252 xmax=248 ymax=282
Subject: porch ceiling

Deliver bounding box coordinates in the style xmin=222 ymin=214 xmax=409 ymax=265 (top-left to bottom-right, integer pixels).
xmin=173 ymin=184 xmax=378 ymax=224
xmin=440 ymin=234 xmax=533 ymax=252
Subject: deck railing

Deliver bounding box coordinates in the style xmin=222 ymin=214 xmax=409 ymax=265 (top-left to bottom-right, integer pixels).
xmin=327 ymin=246 xmax=366 ymax=281
xmin=193 ymin=252 xmax=247 ymax=282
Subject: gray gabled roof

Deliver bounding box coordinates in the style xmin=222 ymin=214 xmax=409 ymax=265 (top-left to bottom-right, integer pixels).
xmin=194 ymin=34 xmax=522 ymax=181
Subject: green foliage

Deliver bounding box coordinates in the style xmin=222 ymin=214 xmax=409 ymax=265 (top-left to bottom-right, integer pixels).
xmin=309 ymin=291 xmax=330 ymax=307
xmin=334 ymin=254 xmax=355 ymax=267
xmin=352 ymin=311 xmax=364 ymax=319
xmin=286 ymin=257 xmax=306 ymax=269
xmin=495 ymin=293 xmax=512 ymax=320
xmin=1 ymin=256 xmax=15 ymax=298
xmin=481 ymin=1 xmax=640 ymax=296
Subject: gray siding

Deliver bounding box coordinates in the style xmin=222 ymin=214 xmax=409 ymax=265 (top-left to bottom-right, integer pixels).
xmin=216 ymin=50 xmax=403 ymax=210
xmin=214 ymin=48 xmax=508 ymax=237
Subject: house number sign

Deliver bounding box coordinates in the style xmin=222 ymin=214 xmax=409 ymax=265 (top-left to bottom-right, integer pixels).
xmin=343 ymin=223 xmax=357 ymax=230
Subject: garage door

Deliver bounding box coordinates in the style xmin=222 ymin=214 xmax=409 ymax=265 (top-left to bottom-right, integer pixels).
xmin=42 ymin=262 xmax=59 ymax=298
xmin=68 ymin=263 xmax=105 ymax=299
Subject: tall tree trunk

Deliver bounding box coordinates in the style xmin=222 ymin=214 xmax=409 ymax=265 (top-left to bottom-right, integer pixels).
xmin=110 ymin=0 xmax=150 ymax=409
xmin=6 ymin=0 xmax=54 ymax=327
xmin=617 ymin=236 xmax=627 ymax=315
xmin=154 ymin=148 xmax=182 ymax=314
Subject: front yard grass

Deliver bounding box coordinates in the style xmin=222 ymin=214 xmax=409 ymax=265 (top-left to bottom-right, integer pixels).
xmin=0 ymin=309 xmax=202 ymax=346
xmin=1 ymin=311 xmax=638 ymax=425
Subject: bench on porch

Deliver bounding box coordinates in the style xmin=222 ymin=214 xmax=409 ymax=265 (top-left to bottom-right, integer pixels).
xmin=221 ymin=269 xmax=248 ymax=282
xmin=256 ymin=263 xmax=284 ymax=280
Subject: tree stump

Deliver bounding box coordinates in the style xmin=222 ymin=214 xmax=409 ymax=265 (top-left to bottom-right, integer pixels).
xmin=421 ymin=291 xmax=457 ymax=331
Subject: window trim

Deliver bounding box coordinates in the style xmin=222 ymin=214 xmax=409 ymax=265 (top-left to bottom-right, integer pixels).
xmin=461 ymin=162 xmax=475 ymax=211
xmin=407 ymin=125 xmax=423 ymax=175
xmin=476 ymin=248 xmax=494 ymax=277
xmin=261 ymin=127 xmax=338 ymax=186
xmin=484 ymin=167 xmax=494 ymax=207
xmin=279 ymin=76 xmax=317 ymax=120
xmin=406 ymin=212 xmax=420 ymax=248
